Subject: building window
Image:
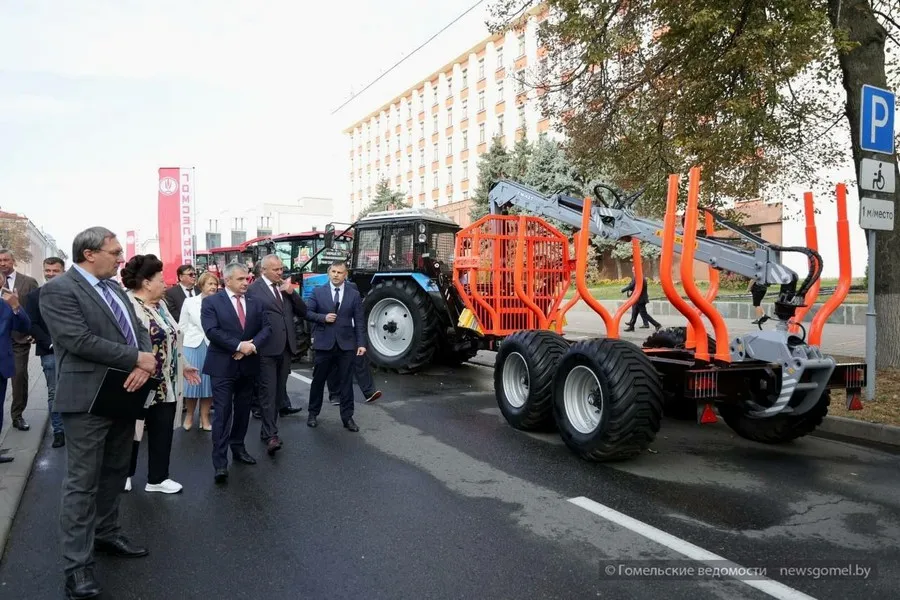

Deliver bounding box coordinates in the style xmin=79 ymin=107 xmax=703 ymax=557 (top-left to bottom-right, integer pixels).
xmin=433 ymin=114 xmax=438 ymax=131
xmin=206 ymin=232 xmax=221 ymax=248
xmin=518 ymin=33 xmax=526 ymax=57
xmin=420 ymin=175 xmax=425 ymax=189
xmin=447 ymin=165 xmax=453 ymax=181
xmin=419 ymin=148 xmax=425 ymax=163
xmin=232 ymin=230 xmax=246 ymax=245
xmin=462 ymin=160 xmax=469 ymax=180
xmin=461 ymin=98 xmax=468 ymax=113
xmin=396 ymin=137 xmax=401 ymax=151
xmin=478 ymin=58 xmax=485 ymax=79
xmin=517 ymin=70 xmax=526 ymax=93
xmin=498 ymin=114 xmax=504 ymax=137
xmin=446 ymin=76 xmax=452 ymax=96
xmin=419 ymin=121 xmax=424 ymax=139
xmin=518 ymin=104 xmax=526 ymax=129
xmin=463 ymin=189 xmax=469 ymax=200
xmin=462 ymin=129 xmax=468 ymax=149
xmin=433 ymin=172 xmax=439 ymax=189
xmin=432 ymin=84 xmax=438 ymax=103
xmin=408 ymin=103 xmax=412 ymax=119
xmin=462 ymin=68 xmax=468 ymax=87
xmin=433 ymin=143 xmax=439 ymax=161
xmin=479 ymin=123 xmax=486 ymax=143
xmin=447 ymin=137 xmax=453 ymax=155
xmin=478 ymin=91 xmax=485 ymax=111
xmin=497 ymin=79 xmax=504 ymax=99
xmin=497 ymin=47 xmax=503 ymax=68
xmin=447 ymin=106 xmax=453 ymax=125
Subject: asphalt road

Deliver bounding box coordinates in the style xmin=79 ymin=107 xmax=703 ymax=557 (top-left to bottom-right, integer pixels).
xmin=1 ymin=359 xmax=897 ymax=599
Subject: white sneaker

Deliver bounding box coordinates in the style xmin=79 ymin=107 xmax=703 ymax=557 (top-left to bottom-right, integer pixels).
xmin=144 ymin=479 xmax=183 ymax=494
xmin=124 ymin=477 xmax=132 ymax=492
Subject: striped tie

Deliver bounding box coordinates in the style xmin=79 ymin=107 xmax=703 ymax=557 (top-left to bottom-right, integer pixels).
xmin=99 ymin=281 xmax=137 ymax=347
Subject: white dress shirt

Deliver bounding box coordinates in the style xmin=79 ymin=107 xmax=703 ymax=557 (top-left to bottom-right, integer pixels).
xmin=4 ymin=271 xmax=15 ymax=290
xmin=180 ymin=284 xmax=196 ymax=298
xmin=178 ymin=295 xmax=208 ymax=348
xmin=261 ymin=275 xmax=282 ymax=302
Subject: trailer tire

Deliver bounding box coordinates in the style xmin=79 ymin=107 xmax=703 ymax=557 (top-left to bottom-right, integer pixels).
xmin=553 ymin=338 xmax=663 ymax=461
xmin=642 ymin=327 xmax=717 ymax=420
xmin=363 ymin=279 xmax=438 ymax=373
xmin=495 ymin=330 xmax=570 ymax=431
xmin=719 ymin=390 xmax=831 ymax=444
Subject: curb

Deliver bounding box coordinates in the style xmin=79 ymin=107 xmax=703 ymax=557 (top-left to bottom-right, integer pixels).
xmin=0 ymin=354 xmax=48 ymax=563
xmin=813 ymin=416 xmax=900 ymax=449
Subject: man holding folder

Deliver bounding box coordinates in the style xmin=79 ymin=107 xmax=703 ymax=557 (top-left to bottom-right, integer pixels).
xmin=40 ymin=226 xmax=157 ymax=600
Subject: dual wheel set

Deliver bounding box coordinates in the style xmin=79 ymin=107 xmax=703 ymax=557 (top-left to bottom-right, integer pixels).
xmin=494 ymin=329 xmax=833 ymax=462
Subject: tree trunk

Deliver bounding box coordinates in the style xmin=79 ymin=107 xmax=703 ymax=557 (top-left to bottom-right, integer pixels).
xmin=828 ymin=0 xmax=900 ymax=368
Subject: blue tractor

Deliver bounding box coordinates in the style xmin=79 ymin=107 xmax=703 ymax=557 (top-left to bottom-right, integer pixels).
xmin=322 ymin=207 xmax=480 ymax=373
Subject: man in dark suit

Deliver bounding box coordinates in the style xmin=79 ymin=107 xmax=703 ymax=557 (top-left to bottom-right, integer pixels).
xmin=0 ymin=285 xmax=31 ymax=458
xmin=305 ymin=260 xmax=366 ymax=432
xmin=328 ymin=280 xmax=381 ymax=406
xmin=163 ymin=263 xmax=197 ymax=322
xmin=621 ymin=267 xmax=661 ymax=332
xmin=25 ymin=256 xmax=67 ymax=448
xmin=0 ymin=247 xmax=39 ymax=431
xmin=246 ymin=254 xmax=307 ymax=455
xmin=201 ymin=262 xmax=272 ymax=482
xmin=39 ymin=227 xmax=157 ymax=599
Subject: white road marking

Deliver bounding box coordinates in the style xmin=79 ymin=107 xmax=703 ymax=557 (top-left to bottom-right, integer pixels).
xmin=568 ymin=496 xmax=816 ymax=600
xmin=289 ymin=372 xmax=312 ymax=384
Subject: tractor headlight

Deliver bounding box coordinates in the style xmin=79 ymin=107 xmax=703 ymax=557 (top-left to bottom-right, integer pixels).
xmin=418 ymin=223 xmax=426 ymax=233
xmin=418 ymin=233 xmax=427 ymax=243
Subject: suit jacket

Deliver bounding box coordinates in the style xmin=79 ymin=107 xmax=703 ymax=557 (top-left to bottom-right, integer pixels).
xmin=306 ymin=282 xmax=365 ymax=352
xmin=0 ymin=299 xmax=31 ymax=379
xmin=200 ymin=290 xmax=272 ymax=378
xmin=622 ymin=276 xmax=649 ymax=305
xmin=164 ymin=284 xmax=195 ymax=323
xmin=6 ymin=271 xmax=37 ymax=345
xmin=38 ymin=266 xmax=152 ymax=413
xmin=245 ymin=277 xmax=308 ymax=357
xmin=25 ymin=286 xmax=54 ymax=356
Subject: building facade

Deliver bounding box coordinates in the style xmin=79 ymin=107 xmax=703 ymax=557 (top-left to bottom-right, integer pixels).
xmin=0 ymin=210 xmax=68 ymax=279
xmin=344 ymin=6 xmax=557 ymax=225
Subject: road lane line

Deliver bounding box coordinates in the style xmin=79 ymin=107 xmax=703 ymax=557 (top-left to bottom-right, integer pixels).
xmin=289 ymin=372 xmax=312 ymax=384
xmin=568 ymin=496 xmax=816 ymax=600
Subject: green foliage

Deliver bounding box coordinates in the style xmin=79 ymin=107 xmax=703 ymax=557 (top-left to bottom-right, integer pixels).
xmin=359 ymin=178 xmax=408 ymax=218
xmin=0 ymin=217 xmax=32 ymax=264
xmin=470 ymin=136 xmax=512 ymax=221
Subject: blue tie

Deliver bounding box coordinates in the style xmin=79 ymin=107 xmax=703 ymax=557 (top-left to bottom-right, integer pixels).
xmin=99 ymin=281 xmax=137 ymax=347
xmin=334 ymin=287 xmax=340 ymax=313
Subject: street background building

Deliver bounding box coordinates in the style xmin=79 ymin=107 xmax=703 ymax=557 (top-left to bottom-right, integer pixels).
xmin=0 ymin=210 xmax=67 ymax=278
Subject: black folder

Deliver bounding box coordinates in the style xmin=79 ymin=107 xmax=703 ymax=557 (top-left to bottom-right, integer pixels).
xmin=88 ymin=368 xmax=162 ymax=420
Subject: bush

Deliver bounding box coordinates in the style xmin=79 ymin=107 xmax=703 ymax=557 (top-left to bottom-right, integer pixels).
xmin=718 ymin=271 xmax=751 ymax=291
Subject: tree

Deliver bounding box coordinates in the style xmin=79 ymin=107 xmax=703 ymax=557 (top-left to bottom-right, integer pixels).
xmin=359 ymin=178 xmax=409 ymax=218
xmin=470 ymin=136 xmax=513 ymax=221
xmin=489 ymin=0 xmax=900 ymax=367
xmin=0 ymin=215 xmax=32 ymax=264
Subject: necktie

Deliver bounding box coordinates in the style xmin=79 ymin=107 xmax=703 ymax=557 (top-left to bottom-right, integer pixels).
xmin=187 ymin=288 xmax=193 ymax=297
xmin=334 ymin=287 xmax=340 ymax=313
xmin=272 ymin=283 xmax=282 ymax=305
xmin=99 ymin=281 xmax=137 ymax=347
xmin=234 ymin=294 xmax=246 ymax=328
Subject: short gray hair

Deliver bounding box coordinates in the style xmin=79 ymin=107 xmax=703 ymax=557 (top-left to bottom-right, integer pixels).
xmin=72 ymin=227 xmax=116 ymax=264
xmin=261 ymin=254 xmax=282 ymax=268
xmin=0 ymin=248 xmax=12 ymax=259
xmin=223 ymin=261 xmax=249 ymax=279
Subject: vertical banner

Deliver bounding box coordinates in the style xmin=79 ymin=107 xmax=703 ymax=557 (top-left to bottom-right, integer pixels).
xmin=157 ymin=167 xmax=194 ymax=285
xmin=125 ymin=231 xmax=136 ymax=262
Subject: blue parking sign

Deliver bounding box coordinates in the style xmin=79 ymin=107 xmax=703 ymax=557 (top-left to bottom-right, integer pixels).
xmin=860 ymin=85 xmax=895 ymax=155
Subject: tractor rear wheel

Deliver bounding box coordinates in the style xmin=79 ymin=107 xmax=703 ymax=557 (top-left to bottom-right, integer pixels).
xmin=719 ymin=390 xmax=831 ymax=444
xmin=363 ymin=279 xmax=438 ymax=373
xmin=553 ymin=338 xmax=664 ymax=461
xmin=643 ymin=327 xmax=717 ymax=420
xmin=494 ymin=330 xmax=570 ymax=431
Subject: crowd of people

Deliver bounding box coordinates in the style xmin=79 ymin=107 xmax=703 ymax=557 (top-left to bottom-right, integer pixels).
xmin=0 ymin=226 xmax=381 ymax=599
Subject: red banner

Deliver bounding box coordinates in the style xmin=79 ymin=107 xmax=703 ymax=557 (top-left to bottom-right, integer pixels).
xmin=125 ymin=231 xmax=136 ymax=262
xmin=157 ymin=167 xmax=194 ymax=285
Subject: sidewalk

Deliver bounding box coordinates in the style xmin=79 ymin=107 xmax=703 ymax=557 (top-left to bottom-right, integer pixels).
xmin=0 ymin=352 xmax=49 ymax=561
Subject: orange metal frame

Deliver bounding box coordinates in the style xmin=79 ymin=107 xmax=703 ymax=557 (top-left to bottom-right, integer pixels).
xmin=808 ymin=183 xmax=852 ymax=346
xmin=789 ymin=191 xmax=821 ymax=334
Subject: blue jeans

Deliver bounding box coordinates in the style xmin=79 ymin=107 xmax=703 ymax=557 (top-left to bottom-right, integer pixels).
xmin=40 ymin=354 xmax=64 ymax=435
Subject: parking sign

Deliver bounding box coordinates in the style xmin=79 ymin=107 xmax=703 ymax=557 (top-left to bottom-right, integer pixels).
xmin=860 ymin=85 xmax=895 ymax=155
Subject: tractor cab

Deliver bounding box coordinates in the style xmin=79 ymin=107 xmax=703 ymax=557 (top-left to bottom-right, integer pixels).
xmin=342 ymin=207 xmax=460 ymax=297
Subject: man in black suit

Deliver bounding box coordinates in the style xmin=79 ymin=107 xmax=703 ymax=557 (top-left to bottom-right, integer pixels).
xmin=246 ymin=254 xmax=307 ymax=455
xmin=0 ymin=247 xmax=39 ymax=431
xmin=163 ymin=264 xmax=197 ymax=322
xmin=200 ymin=262 xmax=272 ymax=482
xmin=621 ymin=267 xmax=661 ymax=332
xmin=327 ymin=280 xmax=381 ymax=406
xmin=305 ymin=261 xmax=366 ymax=432
xmin=25 ymin=256 xmax=67 ymax=448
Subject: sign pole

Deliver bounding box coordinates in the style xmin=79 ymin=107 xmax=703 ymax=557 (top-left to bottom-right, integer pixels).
xmin=866 ymin=229 xmax=876 ymax=401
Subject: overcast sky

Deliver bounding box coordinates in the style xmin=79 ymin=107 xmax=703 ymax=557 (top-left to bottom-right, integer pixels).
xmin=0 ymin=0 xmax=493 ymax=256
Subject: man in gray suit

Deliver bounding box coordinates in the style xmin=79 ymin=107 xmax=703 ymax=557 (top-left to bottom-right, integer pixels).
xmin=0 ymin=247 xmax=38 ymax=431
xmin=40 ymin=227 xmax=157 ymax=600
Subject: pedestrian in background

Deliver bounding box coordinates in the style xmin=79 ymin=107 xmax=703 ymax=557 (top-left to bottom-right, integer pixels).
xmin=178 ymin=271 xmax=219 ymax=431
xmin=0 ymin=247 xmax=38 ymax=431
xmin=621 ymin=268 xmax=661 ymax=332
xmin=0 ymin=285 xmax=31 ymax=459
xmin=748 ymin=278 xmax=769 ymax=324
xmin=25 ymin=256 xmax=67 ymax=448
xmin=164 ymin=264 xmax=198 ymax=323
xmin=40 ymin=226 xmax=157 ymax=599
xmin=121 ymin=254 xmax=200 ymax=494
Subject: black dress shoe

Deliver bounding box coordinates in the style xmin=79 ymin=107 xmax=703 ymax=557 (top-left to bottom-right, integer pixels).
xmin=307 ymin=415 xmax=318 ymax=428
xmin=231 ymin=448 xmax=257 ymax=464
xmin=65 ymin=567 xmax=102 ymax=599
xmin=266 ymin=437 xmax=283 ymax=456
xmin=214 ymin=468 xmax=228 ymax=483
xmin=279 ymin=406 xmax=303 ymax=416
xmin=94 ymin=535 xmax=148 ymax=558
xmin=343 ymin=418 xmax=359 ymax=432
xmin=251 ymin=410 xmax=261 ymax=420
xmin=53 ymin=432 xmax=66 ymax=448
xmin=12 ymin=417 xmax=29 ymax=431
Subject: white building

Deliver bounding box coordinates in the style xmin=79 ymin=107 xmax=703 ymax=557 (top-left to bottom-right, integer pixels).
xmin=0 ymin=210 xmax=68 ymax=279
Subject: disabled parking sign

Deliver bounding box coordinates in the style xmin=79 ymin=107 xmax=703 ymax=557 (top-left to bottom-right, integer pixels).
xmin=860 ymin=85 xmax=895 ymax=155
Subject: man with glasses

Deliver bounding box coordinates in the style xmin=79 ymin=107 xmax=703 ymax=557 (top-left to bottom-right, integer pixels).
xmin=164 ymin=264 xmax=197 ymax=322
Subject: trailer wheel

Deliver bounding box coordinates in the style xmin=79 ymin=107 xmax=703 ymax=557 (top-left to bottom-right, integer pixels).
xmin=363 ymin=279 xmax=438 ymax=373
xmin=495 ymin=330 xmax=570 ymax=431
xmin=719 ymin=390 xmax=831 ymax=444
xmin=642 ymin=327 xmax=717 ymax=420
xmin=553 ymin=338 xmax=664 ymax=461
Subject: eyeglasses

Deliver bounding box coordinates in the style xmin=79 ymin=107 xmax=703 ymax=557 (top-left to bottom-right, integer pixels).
xmin=95 ymin=249 xmax=124 ymax=258
xmin=185 ymin=273 xmax=197 ymax=277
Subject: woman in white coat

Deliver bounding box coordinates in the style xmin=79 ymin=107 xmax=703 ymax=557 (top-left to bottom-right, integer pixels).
xmin=179 ymin=271 xmax=218 ymax=430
